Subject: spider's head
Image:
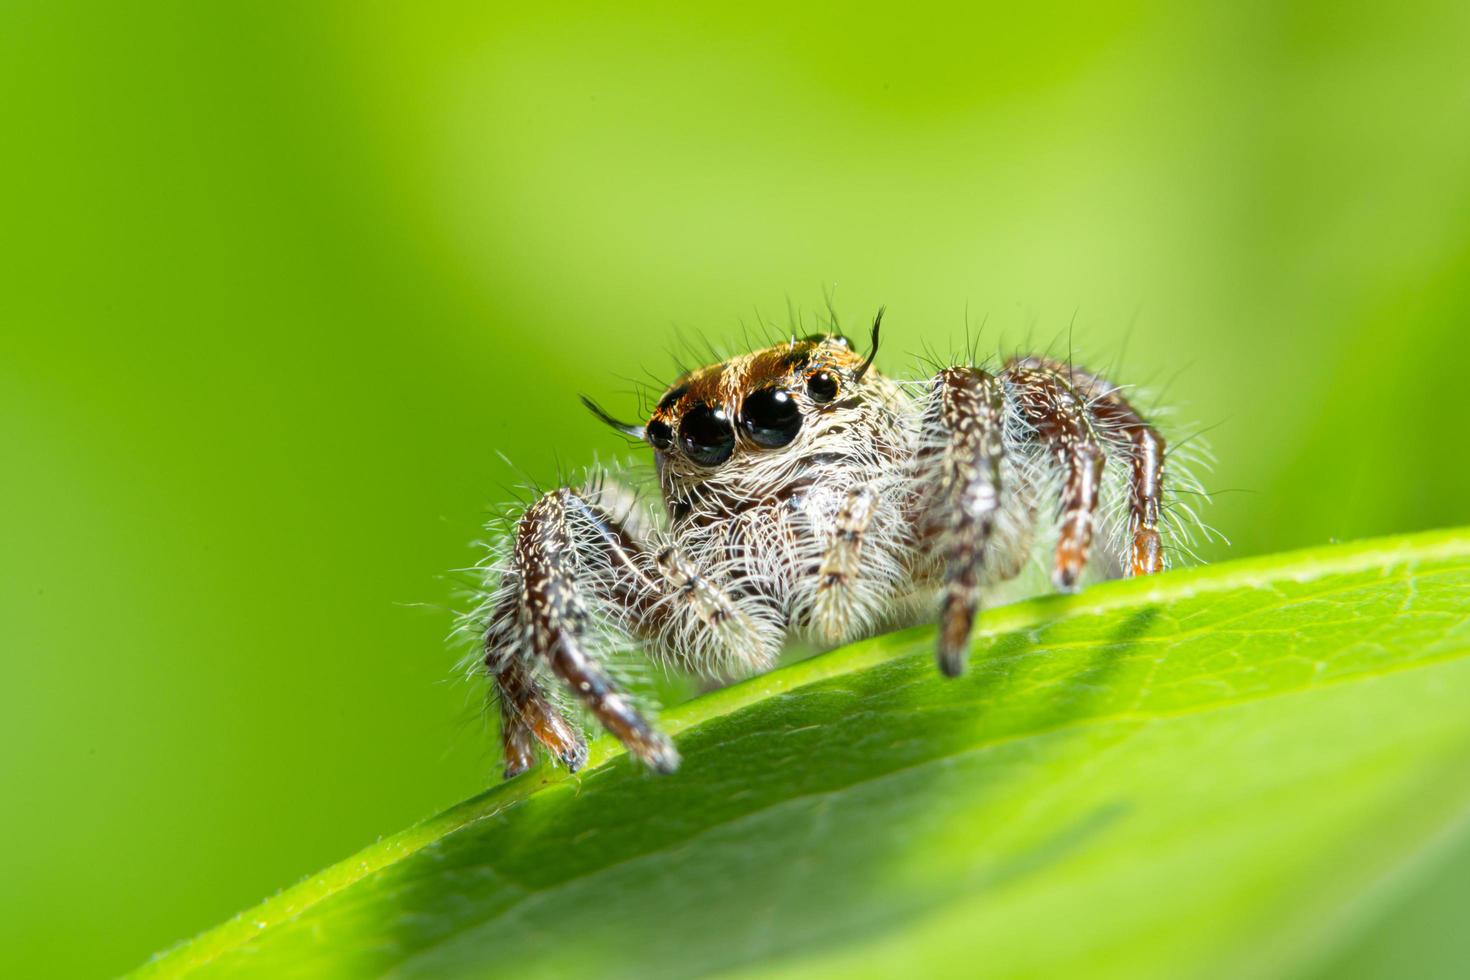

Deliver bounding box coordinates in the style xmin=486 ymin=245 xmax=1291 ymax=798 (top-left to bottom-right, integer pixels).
xmin=589 ymin=311 xmax=883 ymax=487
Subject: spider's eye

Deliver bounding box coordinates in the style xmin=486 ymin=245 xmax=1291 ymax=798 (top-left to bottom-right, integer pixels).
xmin=678 ymin=402 xmax=735 ymax=466
xmin=739 ymin=387 xmax=802 ymax=448
xmin=646 ymin=418 xmax=673 ymax=450
xmin=807 ymin=371 xmax=840 ymax=404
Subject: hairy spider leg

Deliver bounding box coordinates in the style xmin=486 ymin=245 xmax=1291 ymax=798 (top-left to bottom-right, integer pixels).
xmin=922 ymin=367 xmax=1007 ymax=676
xmin=509 ymin=490 xmax=679 ymax=772
xmin=493 ymin=657 xmax=586 ymax=779
xmin=1011 ymin=356 xmax=1166 ymax=576
xmin=491 ymin=486 xmax=773 ymax=773
xmin=1003 ymin=363 xmax=1106 ymax=592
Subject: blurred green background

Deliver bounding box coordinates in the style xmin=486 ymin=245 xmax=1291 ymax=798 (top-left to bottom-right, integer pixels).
xmin=3 ymin=1 xmax=1469 ymax=976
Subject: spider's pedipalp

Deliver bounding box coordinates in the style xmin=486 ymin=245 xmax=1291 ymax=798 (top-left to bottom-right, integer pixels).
xmin=811 ymin=484 xmax=879 ymax=643
xmin=653 ymin=544 xmax=774 ymax=675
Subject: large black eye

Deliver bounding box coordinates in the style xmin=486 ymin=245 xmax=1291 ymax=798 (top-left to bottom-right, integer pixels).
xmin=739 ymin=388 xmax=802 ymax=448
xmin=646 ymin=418 xmax=673 ymax=450
xmin=807 ymin=371 xmax=840 ymax=403
xmin=678 ymin=402 xmax=735 ymax=466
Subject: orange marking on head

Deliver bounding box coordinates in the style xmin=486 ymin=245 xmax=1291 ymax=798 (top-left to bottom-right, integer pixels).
xmin=650 ymin=339 xmax=868 ymax=427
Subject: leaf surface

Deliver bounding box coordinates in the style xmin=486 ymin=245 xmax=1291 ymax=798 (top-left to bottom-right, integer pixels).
xmin=136 ymin=530 xmax=1470 ymax=979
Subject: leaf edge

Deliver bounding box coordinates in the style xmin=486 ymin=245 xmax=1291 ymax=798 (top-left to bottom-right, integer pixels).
xmin=131 ymin=526 xmax=1470 ymax=978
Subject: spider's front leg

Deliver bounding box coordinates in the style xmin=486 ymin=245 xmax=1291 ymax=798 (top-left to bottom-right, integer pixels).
xmin=914 ymin=367 xmax=1008 ymax=676
xmin=490 ymin=654 xmax=584 ymax=778
xmin=487 ymin=486 xmax=768 ymax=778
xmin=486 ymin=488 xmax=673 ymax=777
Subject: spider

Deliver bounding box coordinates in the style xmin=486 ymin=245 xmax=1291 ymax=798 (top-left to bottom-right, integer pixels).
xmin=467 ymin=312 xmax=1200 ymax=779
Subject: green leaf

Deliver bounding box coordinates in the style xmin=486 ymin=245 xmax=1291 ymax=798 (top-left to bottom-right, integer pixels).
xmin=135 ymin=530 xmax=1470 ymax=979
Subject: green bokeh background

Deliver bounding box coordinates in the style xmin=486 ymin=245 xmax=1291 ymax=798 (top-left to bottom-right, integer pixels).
xmin=3 ymin=2 xmax=1468 ymax=976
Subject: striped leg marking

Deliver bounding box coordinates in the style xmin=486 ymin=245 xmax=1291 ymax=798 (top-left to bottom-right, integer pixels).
xmin=1011 ymin=356 xmax=1166 ymax=576
xmin=1004 ymin=361 xmax=1105 ymax=592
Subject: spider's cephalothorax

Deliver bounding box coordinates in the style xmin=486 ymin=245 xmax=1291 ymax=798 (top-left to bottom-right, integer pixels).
xmin=470 ymin=314 xmax=1187 ymax=778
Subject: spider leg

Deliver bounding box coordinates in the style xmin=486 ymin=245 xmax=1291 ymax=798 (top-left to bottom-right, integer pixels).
xmin=811 ymin=485 xmax=879 ymax=643
xmin=488 ymin=483 xmax=772 ymax=776
xmin=899 ymin=364 xmax=1017 ymax=678
xmin=918 ymin=367 xmax=1007 ymax=676
xmin=483 ymin=587 xmax=587 ymax=779
xmin=493 ymin=658 xmax=586 ymax=779
xmin=508 ymin=488 xmax=680 ymax=773
xmin=497 ymin=691 xmax=538 ymax=779
xmin=1011 ymin=356 xmax=1166 ymax=576
xmin=1002 ymin=360 xmax=1105 ymax=591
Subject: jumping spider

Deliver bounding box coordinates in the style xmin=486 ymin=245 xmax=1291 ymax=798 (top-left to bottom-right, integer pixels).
xmin=468 ymin=313 xmax=1195 ymax=779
